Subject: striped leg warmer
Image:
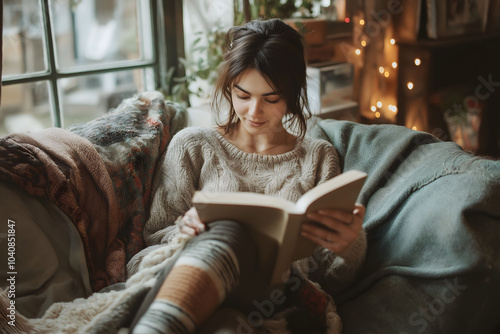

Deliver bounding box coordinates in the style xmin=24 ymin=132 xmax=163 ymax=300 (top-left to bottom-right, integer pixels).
xmin=132 ymin=220 xmax=256 ymax=334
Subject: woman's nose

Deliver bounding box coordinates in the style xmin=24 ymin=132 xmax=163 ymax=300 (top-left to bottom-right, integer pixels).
xmin=248 ymin=99 xmax=261 ymax=116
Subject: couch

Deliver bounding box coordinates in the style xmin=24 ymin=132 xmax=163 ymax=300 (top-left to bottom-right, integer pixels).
xmin=1 ymin=91 xmax=499 ymax=333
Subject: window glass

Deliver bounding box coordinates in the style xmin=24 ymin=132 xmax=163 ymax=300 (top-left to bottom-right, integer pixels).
xmin=60 ymin=67 xmax=155 ymax=127
xmin=1 ymin=0 xmax=159 ymax=136
xmin=182 ymin=0 xmax=233 ymax=106
xmin=0 ymin=81 xmax=52 ymax=136
xmin=50 ymin=0 xmax=153 ymax=70
xmin=2 ymin=0 xmax=48 ymax=77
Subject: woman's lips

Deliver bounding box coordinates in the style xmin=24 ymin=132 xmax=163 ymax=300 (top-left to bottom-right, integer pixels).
xmin=247 ymin=119 xmax=266 ymax=127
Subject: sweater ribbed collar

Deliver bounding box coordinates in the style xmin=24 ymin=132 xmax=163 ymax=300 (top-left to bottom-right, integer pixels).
xmin=208 ymin=127 xmax=306 ymax=163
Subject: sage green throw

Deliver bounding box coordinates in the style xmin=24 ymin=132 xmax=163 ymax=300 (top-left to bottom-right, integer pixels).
xmin=309 ymin=119 xmax=500 ymax=334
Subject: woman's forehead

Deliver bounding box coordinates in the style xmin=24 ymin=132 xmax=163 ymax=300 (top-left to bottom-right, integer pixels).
xmin=233 ymin=69 xmax=277 ymax=94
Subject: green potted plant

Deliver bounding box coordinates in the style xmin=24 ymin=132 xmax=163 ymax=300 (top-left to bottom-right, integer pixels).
xmin=163 ymin=24 xmax=226 ymax=108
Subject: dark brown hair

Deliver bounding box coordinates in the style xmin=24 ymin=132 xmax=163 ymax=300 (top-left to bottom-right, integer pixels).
xmin=211 ymin=18 xmax=311 ymax=138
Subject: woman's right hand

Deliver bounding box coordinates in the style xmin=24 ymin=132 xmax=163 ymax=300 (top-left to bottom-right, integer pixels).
xmin=178 ymin=207 xmax=206 ymax=236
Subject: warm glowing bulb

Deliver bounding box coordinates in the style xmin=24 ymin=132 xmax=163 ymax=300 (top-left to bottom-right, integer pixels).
xmin=390 ymin=38 xmax=396 ymax=45
xmin=379 ymin=67 xmax=385 ymax=74
xmin=389 ymin=105 xmax=398 ymax=113
xmin=384 ymin=71 xmax=390 ymax=77
xmin=376 ymin=101 xmax=383 ymax=108
xmin=407 ymin=82 xmax=414 ymax=90
xmin=360 ymin=19 xmax=365 ymax=25
xmin=414 ymin=58 xmax=421 ymax=66
xmin=371 ymin=106 xmax=377 ymax=112
xmin=412 ymin=126 xmax=418 ymax=130
xmin=392 ymin=62 xmax=398 ymax=68
xmin=375 ymin=111 xmax=381 ymax=118
xmin=345 ymin=17 xmax=350 ymax=23
xmin=361 ymin=40 xmax=367 ymax=47
xmin=355 ymin=49 xmax=361 ymax=55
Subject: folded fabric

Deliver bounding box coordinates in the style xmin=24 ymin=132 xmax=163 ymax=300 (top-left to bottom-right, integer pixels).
xmin=0 ymin=127 xmax=122 ymax=292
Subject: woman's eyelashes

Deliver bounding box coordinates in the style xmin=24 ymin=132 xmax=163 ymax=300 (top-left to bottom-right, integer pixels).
xmin=236 ymin=94 xmax=280 ymax=104
xmin=236 ymin=94 xmax=250 ymax=100
xmin=266 ymin=98 xmax=280 ymax=104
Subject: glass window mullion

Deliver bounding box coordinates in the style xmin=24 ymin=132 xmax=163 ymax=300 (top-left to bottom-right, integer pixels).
xmin=57 ymin=61 xmax=156 ymax=77
xmin=2 ymin=0 xmax=174 ymax=134
xmin=2 ymin=60 xmax=157 ymax=87
xmin=40 ymin=0 xmax=61 ymax=127
xmin=150 ymin=0 xmax=160 ymax=90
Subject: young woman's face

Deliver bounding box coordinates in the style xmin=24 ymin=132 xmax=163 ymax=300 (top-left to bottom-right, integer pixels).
xmin=231 ymin=68 xmax=287 ymax=135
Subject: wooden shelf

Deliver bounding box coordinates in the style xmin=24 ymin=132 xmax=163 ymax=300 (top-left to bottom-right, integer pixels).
xmin=397 ymin=32 xmax=500 ymax=48
xmin=396 ymin=33 xmax=500 ymax=157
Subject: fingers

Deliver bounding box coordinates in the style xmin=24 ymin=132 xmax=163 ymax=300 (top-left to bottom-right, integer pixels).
xmin=179 ymin=216 xmax=205 ymax=236
xmin=311 ymin=208 xmax=353 ymax=225
xmin=302 ymin=204 xmax=366 ymax=254
xmin=305 ymin=210 xmax=356 ymax=235
xmin=301 ymin=219 xmax=356 ymax=250
xmin=307 ymin=204 xmax=365 ymax=229
xmin=180 ymin=224 xmax=197 ymax=236
xmin=185 ymin=216 xmax=205 ymax=233
xmin=353 ymin=203 xmax=366 ymax=224
xmin=178 ymin=207 xmax=206 ymax=236
xmin=185 ymin=207 xmax=202 ymax=222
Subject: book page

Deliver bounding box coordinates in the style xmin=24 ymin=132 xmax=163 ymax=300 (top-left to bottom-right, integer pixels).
xmin=194 ymin=202 xmax=288 ymax=242
xmin=269 ymin=213 xmax=317 ymax=285
xmin=193 ymin=191 xmax=296 ymax=213
xmin=292 ymin=170 xmax=367 ymax=214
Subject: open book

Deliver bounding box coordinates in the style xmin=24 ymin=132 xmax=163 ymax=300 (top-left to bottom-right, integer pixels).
xmin=192 ymin=169 xmax=367 ymax=286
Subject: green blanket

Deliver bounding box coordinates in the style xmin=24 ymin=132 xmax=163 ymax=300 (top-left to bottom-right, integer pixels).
xmin=309 ymin=119 xmax=500 ymax=334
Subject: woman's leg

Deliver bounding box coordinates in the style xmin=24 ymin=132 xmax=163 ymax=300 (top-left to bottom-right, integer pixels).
xmin=131 ymin=220 xmax=258 ymax=334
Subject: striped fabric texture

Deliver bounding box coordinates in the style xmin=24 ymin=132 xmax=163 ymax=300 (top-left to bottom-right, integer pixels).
xmin=132 ymin=238 xmax=240 ymax=334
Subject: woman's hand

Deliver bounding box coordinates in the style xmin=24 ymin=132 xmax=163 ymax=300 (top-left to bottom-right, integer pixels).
xmin=301 ymin=203 xmax=365 ymax=257
xmin=178 ymin=207 xmax=206 ymax=236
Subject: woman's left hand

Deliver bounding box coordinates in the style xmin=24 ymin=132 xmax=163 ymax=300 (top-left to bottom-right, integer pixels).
xmin=178 ymin=207 xmax=206 ymax=236
xmin=301 ymin=203 xmax=365 ymax=257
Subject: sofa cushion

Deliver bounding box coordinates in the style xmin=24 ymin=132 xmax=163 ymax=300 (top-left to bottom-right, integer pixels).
xmin=309 ymin=119 xmax=500 ymax=333
xmin=68 ymin=91 xmax=188 ymax=266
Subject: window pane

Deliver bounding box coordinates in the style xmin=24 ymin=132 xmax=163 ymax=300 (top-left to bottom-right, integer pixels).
xmin=2 ymin=0 xmax=48 ymax=78
xmin=0 ymin=81 xmax=52 ymax=136
xmin=50 ymin=0 xmax=153 ymax=70
xmin=60 ymin=68 xmax=155 ymax=128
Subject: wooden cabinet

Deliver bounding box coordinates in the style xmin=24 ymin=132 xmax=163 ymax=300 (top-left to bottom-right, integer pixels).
xmin=396 ymin=34 xmax=500 ymax=157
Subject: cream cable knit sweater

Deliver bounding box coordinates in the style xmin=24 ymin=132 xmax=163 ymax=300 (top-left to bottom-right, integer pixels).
xmin=130 ymin=126 xmax=366 ymax=284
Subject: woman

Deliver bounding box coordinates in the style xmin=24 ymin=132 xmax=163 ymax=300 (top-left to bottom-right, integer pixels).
xmin=131 ymin=18 xmax=366 ymax=334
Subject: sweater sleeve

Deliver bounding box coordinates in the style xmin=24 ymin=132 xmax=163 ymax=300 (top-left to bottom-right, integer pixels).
xmin=312 ymin=139 xmax=342 ymax=187
xmin=143 ymin=129 xmax=202 ymax=246
xmin=127 ymin=129 xmax=202 ymax=276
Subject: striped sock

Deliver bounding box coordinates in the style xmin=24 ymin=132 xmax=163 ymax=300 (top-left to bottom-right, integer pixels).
xmin=132 ymin=239 xmax=240 ymax=334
